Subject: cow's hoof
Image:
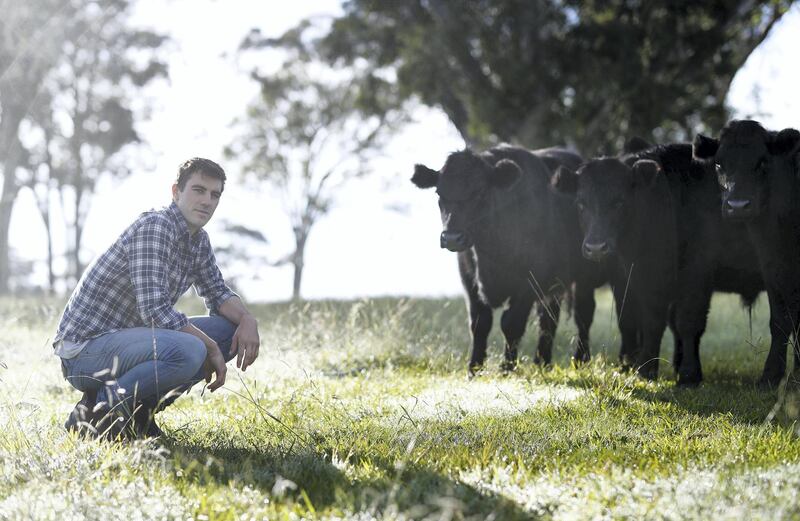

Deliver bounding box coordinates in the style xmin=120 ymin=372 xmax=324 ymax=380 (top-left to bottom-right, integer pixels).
xmin=757 ymin=374 xmax=784 ymax=390
xmin=467 ymin=365 xmax=483 ymax=380
xmin=619 ymin=355 xmax=635 ymax=372
xmin=500 ymin=360 xmax=518 ymax=374
xmin=571 ymin=351 xmax=591 ymax=366
xmin=676 ymin=372 xmax=702 ymax=388
xmin=636 ymin=367 xmax=658 ymax=381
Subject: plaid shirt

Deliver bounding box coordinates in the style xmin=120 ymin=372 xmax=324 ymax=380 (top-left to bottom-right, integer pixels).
xmin=54 ymin=202 xmax=236 ymax=345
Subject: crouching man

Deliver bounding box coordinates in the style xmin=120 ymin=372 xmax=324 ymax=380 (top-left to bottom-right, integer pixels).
xmin=53 ymin=157 xmax=260 ymax=440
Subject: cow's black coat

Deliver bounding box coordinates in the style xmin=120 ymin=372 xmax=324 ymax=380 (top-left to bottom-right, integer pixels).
xmin=694 ymin=120 xmax=800 ymax=386
xmin=412 ymin=145 xmax=606 ymax=373
xmin=553 ymin=143 xmax=763 ymax=383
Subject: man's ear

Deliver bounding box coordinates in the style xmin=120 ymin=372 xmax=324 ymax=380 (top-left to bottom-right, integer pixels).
xmin=631 ymin=159 xmax=662 ymax=188
xmin=693 ymin=134 xmax=719 ymax=160
xmin=411 ymin=164 xmax=439 ymax=189
xmin=488 ymin=159 xmax=521 ymax=189
xmin=551 ymin=165 xmax=578 ymax=195
xmin=171 ymin=183 xmax=179 ymax=201
xmin=767 ymin=128 xmax=800 ymax=156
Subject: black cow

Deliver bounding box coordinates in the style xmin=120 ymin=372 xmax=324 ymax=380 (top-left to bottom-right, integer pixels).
xmin=694 ymin=120 xmax=800 ymax=386
xmin=412 ymin=145 xmax=605 ymax=374
xmin=553 ymin=143 xmax=763 ymax=384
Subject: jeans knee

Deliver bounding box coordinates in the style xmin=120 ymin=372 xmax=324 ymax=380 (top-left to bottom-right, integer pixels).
xmin=179 ymin=337 xmax=207 ymax=379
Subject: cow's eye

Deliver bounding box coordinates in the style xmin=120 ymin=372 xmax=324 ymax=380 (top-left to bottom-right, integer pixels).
xmin=756 ymin=157 xmax=767 ymax=175
xmin=576 ymin=200 xmax=586 ymax=212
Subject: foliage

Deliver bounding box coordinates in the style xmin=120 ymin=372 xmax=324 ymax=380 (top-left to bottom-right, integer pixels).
xmin=0 ymin=0 xmax=169 ymax=290
xmin=24 ymin=0 xmax=168 ymax=282
xmin=2 ymin=292 xmax=800 ymax=518
xmin=228 ymin=20 xmax=406 ymax=299
xmin=311 ymin=0 xmax=794 ymax=154
xmin=0 ymin=0 xmax=83 ymax=293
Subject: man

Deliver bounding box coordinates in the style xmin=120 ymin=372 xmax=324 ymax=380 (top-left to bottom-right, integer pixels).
xmin=54 ymin=157 xmax=260 ymax=440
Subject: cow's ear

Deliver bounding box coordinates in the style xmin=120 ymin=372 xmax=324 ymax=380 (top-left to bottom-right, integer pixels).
xmin=631 ymin=159 xmax=662 ymax=188
xmin=488 ymin=159 xmax=521 ymax=189
xmin=693 ymin=134 xmax=719 ymax=160
xmin=551 ymin=165 xmax=578 ymax=195
xmin=411 ymin=164 xmax=439 ymax=189
xmin=623 ymin=136 xmax=652 ymax=154
xmin=768 ymin=128 xmax=800 ymax=156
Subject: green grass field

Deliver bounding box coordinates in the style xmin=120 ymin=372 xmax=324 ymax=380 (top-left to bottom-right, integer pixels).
xmin=2 ymin=290 xmax=800 ymax=520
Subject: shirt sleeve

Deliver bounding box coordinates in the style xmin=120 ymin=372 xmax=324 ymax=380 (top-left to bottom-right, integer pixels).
xmin=123 ymin=216 xmax=189 ymax=330
xmin=192 ymin=234 xmax=237 ymax=314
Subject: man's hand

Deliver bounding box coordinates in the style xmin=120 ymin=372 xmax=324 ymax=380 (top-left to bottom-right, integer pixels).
xmin=230 ymin=314 xmax=260 ymax=371
xmin=204 ymin=341 xmax=227 ymax=391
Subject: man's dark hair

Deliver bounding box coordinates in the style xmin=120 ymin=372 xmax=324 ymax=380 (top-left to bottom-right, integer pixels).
xmin=176 ymin=157 xmax=227 ymax=192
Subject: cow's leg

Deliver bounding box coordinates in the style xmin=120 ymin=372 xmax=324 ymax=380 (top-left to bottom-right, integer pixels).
xmin=667 ymin=303 xmax=682 ymax=372
xmin=760 ymin=290 xmax=793 ymax=387
xmin=572 ymin=281 xmax=595 ymax=364
xmin=613 ymin=283 xmax=639 ymax=370
xmin=674 ymin=286 xmax=712 ymax=387
xmin=458 ymin=252 xmax=494 ymax=376
xmin=499 ymin=294 xmax=535 ymax=371
xmin=792 ymin=309 xmax=800 ymax=381
xmin=636 ymin=299 xmax=669 ymax=380
xmin=532 ymin=295 xmax=561 ymax=367
xmin=466 ymin=291 xmax=493 ymax=376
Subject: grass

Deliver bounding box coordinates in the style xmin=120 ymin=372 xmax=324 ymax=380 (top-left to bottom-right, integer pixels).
xmin=1 ymin=289 xmax=800 ymax=519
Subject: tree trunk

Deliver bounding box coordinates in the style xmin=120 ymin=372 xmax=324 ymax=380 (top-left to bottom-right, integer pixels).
xmin=32 ymin=186 xmax=56 ymax=294
xmin=46 ymin=223 xmax=55 ymax=294
xmin=291 ymin=228 xmax=308 ymax=301
xmin=0 ymin=114 xmax=25 ymax=294
xmin=0 ymin=177 xmax=19 ymax=294
xmin=73 ymin=186 xmax=84 ymax=281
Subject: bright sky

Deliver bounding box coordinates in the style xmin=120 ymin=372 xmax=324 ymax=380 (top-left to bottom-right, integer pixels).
xmin=9 ymin=2 xmax=800 ymax=302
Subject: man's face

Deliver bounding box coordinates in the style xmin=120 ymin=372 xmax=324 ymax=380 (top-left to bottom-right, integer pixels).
xmin=172 ymin=171 xmax=223 ymax=233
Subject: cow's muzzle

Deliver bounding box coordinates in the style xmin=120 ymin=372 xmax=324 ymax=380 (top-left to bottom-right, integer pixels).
xmin=440 ymin=231 xmax=472 ymax=252
xmin=723 ymin=198 xmax=758 ymax=220
xmin=582 ymin=240 xmax=610 ymax=261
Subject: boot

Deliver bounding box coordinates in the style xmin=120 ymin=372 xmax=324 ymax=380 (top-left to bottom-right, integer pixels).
xmin=92 ymin=400 xmax=136 ymax=442
xmin=64 ymin=390 xmax=99 ymax=436
xmin=132 ymin=402 xmax=164 ymax=438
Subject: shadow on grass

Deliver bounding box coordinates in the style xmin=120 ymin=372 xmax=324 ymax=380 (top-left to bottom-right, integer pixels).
xmin=626 ymin=381 xmax=780 ymax=425
xmin=164 ymin=440 xmax=533 ymax=519
xmin=507 ymin=355 xmax=785 ymax=426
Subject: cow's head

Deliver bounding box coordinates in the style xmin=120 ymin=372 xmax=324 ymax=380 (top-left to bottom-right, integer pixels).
xmin=552 ymin=158 xmax=662 ymax=261
xmin=623 ymin=136 xmax=653 ymax=154
xmin=412 ymin=150 xmax=521 ymax=252
xmin=693 ymin=120 xmax=800 ymax=220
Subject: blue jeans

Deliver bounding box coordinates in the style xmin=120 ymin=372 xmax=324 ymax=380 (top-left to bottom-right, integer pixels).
xmin=61 ymin=316 xmax=236 ymax=411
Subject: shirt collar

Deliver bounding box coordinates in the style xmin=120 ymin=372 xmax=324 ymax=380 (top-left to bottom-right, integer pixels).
xmin=166 ymin=202 xmax=193 ymax=240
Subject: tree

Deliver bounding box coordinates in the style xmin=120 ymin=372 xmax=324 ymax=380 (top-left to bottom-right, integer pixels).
xmin=0 ymin=0 xmax=81 ymax=293
xmin=9 ymin=0 xmax=168 ymax=288
xmin=40 ymin=2 xmax=168 ymax=282
xmin=309 ymin=0 xmax=793 ymax=154
xmin=228 ymin=21 xmax=405 ymax=300
xmin=19 ymin=92 xmax=59 ymax=294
